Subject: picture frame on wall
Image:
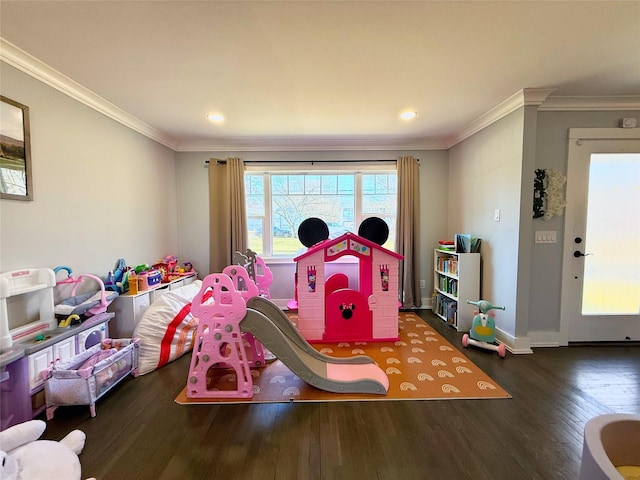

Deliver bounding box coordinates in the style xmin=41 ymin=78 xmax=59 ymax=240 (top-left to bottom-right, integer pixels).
xmin=1 ymin=95 xmax=33 ymax=201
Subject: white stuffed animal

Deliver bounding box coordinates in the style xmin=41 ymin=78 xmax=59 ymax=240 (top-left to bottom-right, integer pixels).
xmin=0 ymin=420 xmax=95 ymax=480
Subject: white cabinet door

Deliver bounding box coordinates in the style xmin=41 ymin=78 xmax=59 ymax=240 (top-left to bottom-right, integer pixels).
xmin=52 ymin=336 xmax=75 ymax=363
xmin=28 ymin=347 xmax=52 ymax=390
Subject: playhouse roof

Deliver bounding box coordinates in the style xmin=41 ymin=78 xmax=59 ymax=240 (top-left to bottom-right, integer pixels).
xmin=293 ymin=232 xmax=404 ymax=262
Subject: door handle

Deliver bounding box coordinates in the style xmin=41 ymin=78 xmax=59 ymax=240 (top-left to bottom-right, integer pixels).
xmin=573 ymin=250 xmax=593 ymax=258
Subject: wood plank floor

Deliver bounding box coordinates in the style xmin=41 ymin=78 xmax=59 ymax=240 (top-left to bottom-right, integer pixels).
xmin=40 ymin=311 xmax=639 ymax=480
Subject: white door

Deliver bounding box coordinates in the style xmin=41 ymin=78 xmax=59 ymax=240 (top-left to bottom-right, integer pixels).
xmin=560 ymin=128 xmax=640 ymax=343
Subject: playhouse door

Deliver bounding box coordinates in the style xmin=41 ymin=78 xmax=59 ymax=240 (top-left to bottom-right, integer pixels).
xmin=324 ymin=289 xmax=372 ymax=342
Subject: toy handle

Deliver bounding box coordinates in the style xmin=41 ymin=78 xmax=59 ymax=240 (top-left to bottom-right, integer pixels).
xmin=466 ymin=299 xmax=505 ymax=312
xmin=54 ymin=266 xmax=76 ymax=284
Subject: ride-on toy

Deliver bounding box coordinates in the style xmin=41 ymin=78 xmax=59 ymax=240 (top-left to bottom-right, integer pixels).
xmin=461 ymin=299 xmax=507 ymax=357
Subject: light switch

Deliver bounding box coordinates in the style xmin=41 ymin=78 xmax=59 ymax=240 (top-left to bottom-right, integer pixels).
xmin=494 ymin=209 xmax=501 ymax=222
xmin=535 ymin=231 xmax=557 ymax=243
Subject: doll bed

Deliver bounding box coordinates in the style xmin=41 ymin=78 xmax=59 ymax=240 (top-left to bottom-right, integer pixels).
xmin=54 ymin=273 xmax=119 ymax=318
xmin=42 ymin=338 xmax=139 ymax=419
xmin=133 ymin=280 xmax=203 ymax=375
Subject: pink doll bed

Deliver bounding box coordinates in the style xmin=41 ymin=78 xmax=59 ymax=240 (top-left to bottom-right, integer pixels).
xmin=42 ymin=338 xmax=139 ymax=419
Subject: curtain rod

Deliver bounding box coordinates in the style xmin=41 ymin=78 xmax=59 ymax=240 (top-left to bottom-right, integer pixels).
xmin=204 ymin=158 xmax=415 ymax=166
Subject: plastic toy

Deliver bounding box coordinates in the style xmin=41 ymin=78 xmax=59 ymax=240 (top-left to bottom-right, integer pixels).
xmin=233 ymin=249 xmax=273 ymax=299
xmin=54 ymin=274 xmax=119 ymax=319
xmin=461 ymin=299 xmax=507 ymax=357
xmin=105 ymin=259 xmax=127 ymax=293
xmin=186 ymin=267 xmax=389 ymax=399
xmin=0 ymin=419 xmax=95 ymax=480
xmin=288 ymin=217 xmax=403 ymax=342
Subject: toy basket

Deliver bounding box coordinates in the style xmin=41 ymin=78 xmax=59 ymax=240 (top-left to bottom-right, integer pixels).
xmin=54 ymin=273 xmax=119 ymax=318
xmin=42 ymin=338 xmax=139 ymax=419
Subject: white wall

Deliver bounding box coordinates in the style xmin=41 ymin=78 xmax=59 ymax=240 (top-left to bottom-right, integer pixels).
xmin=0 ymin=62 xmax=179 ymax=280
xmin=448 ymin=109 xmax=526 ymax=349
xmin=175 ymin=149 xmax=449 ymax=306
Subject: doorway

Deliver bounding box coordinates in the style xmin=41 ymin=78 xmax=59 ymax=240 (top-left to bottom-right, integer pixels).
xmin=560 ymin=128 xmax=640 ymax=343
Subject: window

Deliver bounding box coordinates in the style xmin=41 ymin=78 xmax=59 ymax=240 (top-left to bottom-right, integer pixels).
xmin=245 ymin=166 xmax=397 ymax=258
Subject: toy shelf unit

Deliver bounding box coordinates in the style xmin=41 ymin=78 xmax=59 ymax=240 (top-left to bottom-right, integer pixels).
xmin=108 ymin=273 xmax=196 ymax=338
xmin=0 ymin=269 xmax=57 ymax=350
xmin=433 ymin=249 xmax=480 ymax=332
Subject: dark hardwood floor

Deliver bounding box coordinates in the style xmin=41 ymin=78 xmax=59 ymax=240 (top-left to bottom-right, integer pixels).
xmin=40 ymin=311 xmax=639 ymax=480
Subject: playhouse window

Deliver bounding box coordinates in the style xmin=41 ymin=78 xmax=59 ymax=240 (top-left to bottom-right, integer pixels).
xmin=245 ymin=166 xmax=397 ymax=258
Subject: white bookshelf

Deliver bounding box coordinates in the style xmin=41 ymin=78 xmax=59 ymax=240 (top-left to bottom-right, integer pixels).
xmin=433 ymin=249 xmax=480 ymax=332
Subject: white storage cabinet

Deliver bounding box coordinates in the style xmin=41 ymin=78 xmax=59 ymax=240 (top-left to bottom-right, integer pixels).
xmin=433 ymin=249 xmax=480 ymax=332
xmin=108 ymin=274 xmax=196 ymax=337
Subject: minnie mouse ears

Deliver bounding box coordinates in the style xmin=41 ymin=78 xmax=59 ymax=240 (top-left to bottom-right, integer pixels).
xmin=298 ymin=218 xmax=330 ymax=248
xmin=358 ymin=217 xmax=389 ymax=246
xmin=297 ymin=217 xmax=389 ymax=248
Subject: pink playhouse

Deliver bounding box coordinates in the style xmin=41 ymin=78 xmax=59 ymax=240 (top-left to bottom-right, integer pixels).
xmin=292 ymin=222 xmax=403 ymax=343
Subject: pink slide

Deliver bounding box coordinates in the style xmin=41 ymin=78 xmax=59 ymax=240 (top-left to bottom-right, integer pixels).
xmin=241 ymin=306 xmax=389 ymax=395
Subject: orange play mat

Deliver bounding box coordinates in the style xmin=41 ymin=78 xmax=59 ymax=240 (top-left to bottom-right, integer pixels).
xmin=175 ymin=312 xmax=511 ymax=404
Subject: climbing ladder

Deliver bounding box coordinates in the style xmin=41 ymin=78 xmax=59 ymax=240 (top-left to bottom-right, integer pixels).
xmin=186 ymin=273 xmax=253 ymax=399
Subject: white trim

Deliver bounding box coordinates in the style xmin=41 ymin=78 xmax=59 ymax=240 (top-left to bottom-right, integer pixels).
xmin=539 ymin=96 xmax=640 ymax=111
xmin=495 ymin=327 xmax=534 ymax=354
xmin=180 ymin=137 xmax=449 ymax=152
xmin=568 ymin=127 xmax=640 ymax=140
xmin=0 ymin=38 xmax=178 ymax=150
xmin=446 ymin=88 xmax=556 ymax=148
xmin=528 ymin=330 xmax=561 ymax=348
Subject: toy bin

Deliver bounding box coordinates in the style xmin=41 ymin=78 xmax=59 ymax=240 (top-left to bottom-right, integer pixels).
xmin=42 ymin=338 xmax=139 ymax=419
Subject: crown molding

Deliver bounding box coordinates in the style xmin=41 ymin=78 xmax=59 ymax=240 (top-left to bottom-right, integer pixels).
xmin=0 ymin=37 xmax=178 ymax=150
xmin=446 ymin=88 xmax=556 ymax=148
xmin=538 ymin=95 xmax=640 ymax=111
xmin=176 ymin=136 xmax=449 ymax=152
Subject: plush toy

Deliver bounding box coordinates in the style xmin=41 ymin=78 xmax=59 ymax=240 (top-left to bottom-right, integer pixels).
xmin=0 ymin=420 xmax=95 ymax=480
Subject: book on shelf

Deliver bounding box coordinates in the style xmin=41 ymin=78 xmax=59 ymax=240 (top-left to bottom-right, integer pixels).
xmin=455 ymin=234 xmax=482 ymax=253
xmin=434 ymin=293 xmax=457 ymax=325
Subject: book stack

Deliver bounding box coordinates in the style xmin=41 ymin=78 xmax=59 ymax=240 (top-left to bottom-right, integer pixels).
xmin=436 ymin=256 xmax=458 ymax=276
xmin=454 ymin=234 xmax=482 ymax=253
xmin=434 ymin=294 xmax=458 ymax=325
xmin=438 ymin=240 xmax=455 ymax=252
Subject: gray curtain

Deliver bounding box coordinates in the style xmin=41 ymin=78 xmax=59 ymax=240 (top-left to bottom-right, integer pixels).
xmin=209 ymin=157 xmax=247 ymax=273
xmin=396 ymin=156 xmax=421 ymax=308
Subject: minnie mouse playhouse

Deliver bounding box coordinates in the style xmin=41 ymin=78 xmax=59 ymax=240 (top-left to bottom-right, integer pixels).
xmin=290 ymin=218 xmax=403 ymax=343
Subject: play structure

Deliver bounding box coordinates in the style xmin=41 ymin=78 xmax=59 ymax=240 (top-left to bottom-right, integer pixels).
xmin=233 ymin=249 xmax=273 ymax=299
xmin=461 ymin=299 xmax=507 ymax=357
xmin=185 ymin=267 xmax=389 ymax=399
xmin=288 ymin=217 xmax=403 ymax=343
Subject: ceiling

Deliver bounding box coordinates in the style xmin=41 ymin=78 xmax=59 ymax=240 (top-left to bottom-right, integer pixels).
xmin=1 ymin=1 xmax=639 ymax=152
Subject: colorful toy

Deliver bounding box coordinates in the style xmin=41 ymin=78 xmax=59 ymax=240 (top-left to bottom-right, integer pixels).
xmin=288 ymin=217 xmax=403 ymax=342
xmin=0 ymin=419 xmax=95 ymax=480
xmin=221 ymin=264 xmax=266 ymax=368
xmin=186 ymin=268 xmax=389 ymax=399
xmin=105 ymin=259 xmax=128 ymax=293
xmin=53 ymin=273 xmax=119 ymax=319
xmin=461 ymin=299 xmax=506 ymax=357
xmin=233 ymin=249 xmax=273 ymax=299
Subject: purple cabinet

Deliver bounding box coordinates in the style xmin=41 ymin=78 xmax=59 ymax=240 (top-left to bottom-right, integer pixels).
xmin=0 ymin=356 xmax=31 ymax=431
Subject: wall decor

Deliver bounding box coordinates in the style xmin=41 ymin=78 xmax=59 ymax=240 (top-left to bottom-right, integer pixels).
xmin=0 ymin=96 xmax=33 ymax=201
xmin=533 ymin=168 xmax=566 ymax=221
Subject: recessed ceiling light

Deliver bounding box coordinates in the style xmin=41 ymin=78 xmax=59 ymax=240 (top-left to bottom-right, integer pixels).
xmin=400 ymin=111 xmax=418 ymax=120
xmin=207 ymin=113 xmax=224 ymax=122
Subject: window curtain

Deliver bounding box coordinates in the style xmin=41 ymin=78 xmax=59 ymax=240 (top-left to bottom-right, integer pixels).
xmin=209 ymin=157 xmax=247 ymax=274
xmin=396 ymin=155 xmax=421 ymax=308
